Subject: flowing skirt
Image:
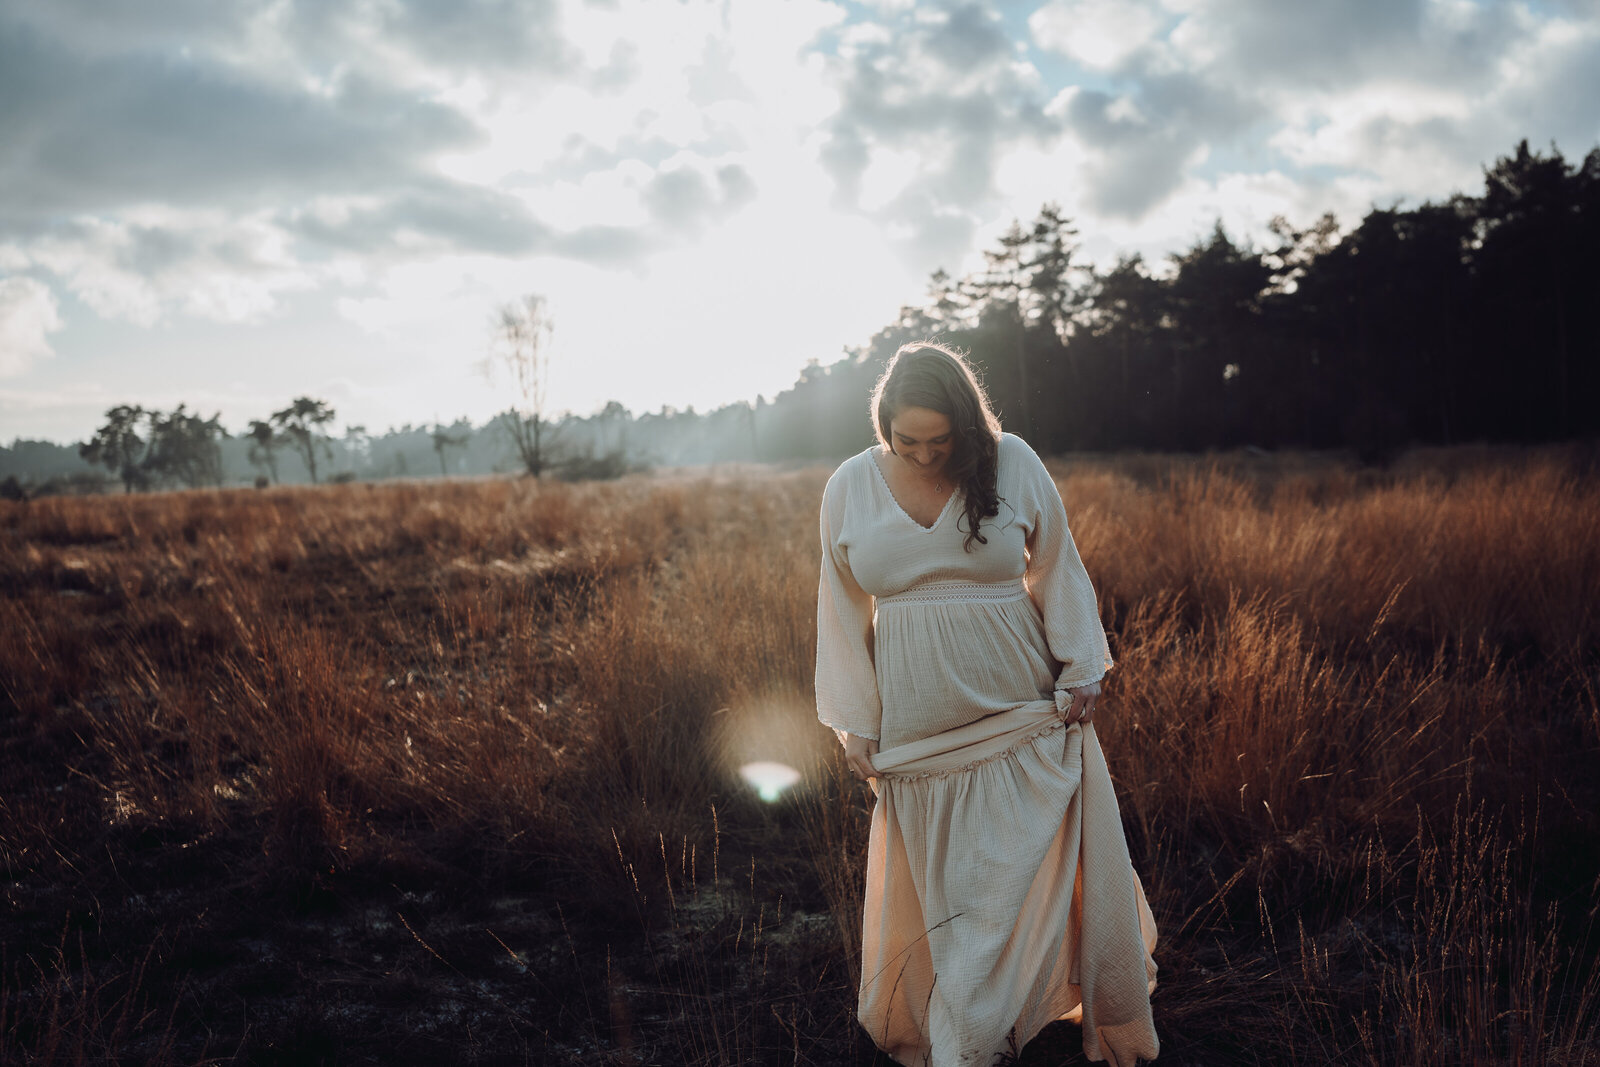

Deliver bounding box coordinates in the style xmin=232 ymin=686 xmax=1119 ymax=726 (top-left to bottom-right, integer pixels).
xmin=862 ymin=704 xmax=1159 ymax=1067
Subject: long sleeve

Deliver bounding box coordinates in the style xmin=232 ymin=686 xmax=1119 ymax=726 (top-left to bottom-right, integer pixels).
xmin=815 ymin=471 xmax=882 ymax=741
xmin=1015 ymin=439 xmax=1114 ymax=692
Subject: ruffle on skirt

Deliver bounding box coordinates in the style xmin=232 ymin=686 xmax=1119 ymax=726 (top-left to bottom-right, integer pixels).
xmin=860 ymin=702 xmax=1159 ymax=1067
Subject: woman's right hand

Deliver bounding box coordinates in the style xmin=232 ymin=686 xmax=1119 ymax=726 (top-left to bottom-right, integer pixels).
xmin=843 ymin=732 xmax=879 ymax=782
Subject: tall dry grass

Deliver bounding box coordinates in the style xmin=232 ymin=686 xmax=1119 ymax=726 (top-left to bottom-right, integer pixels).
xmin=2 ymin=450 xmax=1596 ymax=1064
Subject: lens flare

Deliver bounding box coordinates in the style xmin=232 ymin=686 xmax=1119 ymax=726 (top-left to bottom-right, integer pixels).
xmin=739 ymin=760 xmax=801 ymax=802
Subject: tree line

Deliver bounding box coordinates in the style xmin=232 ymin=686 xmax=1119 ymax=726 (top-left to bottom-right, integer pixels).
xmin=768 ymin=139 xmax=1599 ymax=464
xmin=4 ymin=137 xmax=1594 ymax=497
xmin=69 ymin=398 xmax=338 ymax=493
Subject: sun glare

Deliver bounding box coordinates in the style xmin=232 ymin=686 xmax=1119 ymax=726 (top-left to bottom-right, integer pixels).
xmin=739 ymin=760 xmax=802 ymax=803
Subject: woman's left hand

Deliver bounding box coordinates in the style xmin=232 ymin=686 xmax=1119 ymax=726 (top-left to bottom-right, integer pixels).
xmin=1056 ymin=680 xmax=1101 ymax=725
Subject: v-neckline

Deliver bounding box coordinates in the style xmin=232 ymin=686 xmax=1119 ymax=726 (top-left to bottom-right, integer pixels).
xmin=869 ymin=448 xmax=958 ymax=532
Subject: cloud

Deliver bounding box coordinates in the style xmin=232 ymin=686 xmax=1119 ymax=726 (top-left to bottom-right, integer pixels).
xmin=641 ymin=161 xmax=758 ymax=233
xmin=1165 ymin=0 xmax=1429 ymax=88
xmin=0 ymin=0 xmax=701 ymax=326
xmin=374 ymin=0 xmax=579 ymax=75
xmin=4 ymin=0 xmax=1598 ymax=447
xmin=1030 ymin=0 xmax=1167 ymax=71
xmin=1063 ymin=100 xmax=1203 ymax=217
xmin=0 ymin=276 xmax=62 ymax=376
xmin=284 ymin=184 xmax=552 ymax=257
xmin=1 ymin=0 xmax=591 ymax=84
xmin=0 ymin=0 xmax=266 ymax=60
xmin=517 ymin=133 xmax=688 ymax=184
xmin=0 ymin=24 xmax=482 ymax=226
xmin=924 ymin=2 xmax=1014 ymax=70
xmin=1022 ymin=0 xmax=1600 ymax=227
xmin=10 ymin=214 xmax=312 ymax=326
xmin=1498 ymin=17 xmax=1600 ymax=143
xmin=550 ymin=225 xmax=652 ymax=265
xmin=642 ymin=168 xmax=719 ymax=232
xmin=1053 ymin=68 xmax=1261 ymax=218
xmin=1252 ymin=5 xmax=1600 ymax=197
xmin=687 ymin=36 xmax=753 ymax=107
xmin=816 ymin=3 xmax=1056 ymax=268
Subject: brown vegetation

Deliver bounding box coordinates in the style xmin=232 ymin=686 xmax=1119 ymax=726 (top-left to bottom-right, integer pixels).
xmin=2 ymin=449 xmax=1597 ymax=1065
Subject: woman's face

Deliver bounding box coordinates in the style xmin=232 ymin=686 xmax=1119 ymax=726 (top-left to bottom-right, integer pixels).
xmin=888 ymin=406 xmax=954 ymax=480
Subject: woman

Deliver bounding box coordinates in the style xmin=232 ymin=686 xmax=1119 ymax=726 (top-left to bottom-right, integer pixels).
xmin=816 ymin=342 xmax=1159 ymax=1066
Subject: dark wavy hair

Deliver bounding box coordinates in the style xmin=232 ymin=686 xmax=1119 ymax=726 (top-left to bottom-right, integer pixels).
xmin=871 ymin=341 xmax=1003 ymax=551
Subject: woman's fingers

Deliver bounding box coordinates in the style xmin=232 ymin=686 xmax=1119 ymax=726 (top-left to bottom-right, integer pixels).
xmin=842 ymin=733 xmax=878 ymax=781
xmin=1060 ymin=692 xmax=1098 ymax=724
xmin=1060 ymin=682 xmax=1102 ymax=725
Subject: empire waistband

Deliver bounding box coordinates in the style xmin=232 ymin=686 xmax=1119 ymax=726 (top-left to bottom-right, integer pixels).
xmin=875 ymin=577 xmax=1029 ymax=606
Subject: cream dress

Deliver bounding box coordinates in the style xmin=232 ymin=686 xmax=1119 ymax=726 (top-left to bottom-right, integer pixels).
xmin=816 ymin=432 xmax=1159 ymax=1067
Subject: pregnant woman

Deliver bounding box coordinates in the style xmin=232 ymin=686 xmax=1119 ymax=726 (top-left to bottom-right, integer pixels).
xmin=815 ymin=342 xmax=1159 ymax=1066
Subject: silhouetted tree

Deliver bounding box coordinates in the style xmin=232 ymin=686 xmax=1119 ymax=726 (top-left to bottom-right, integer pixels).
xmin=430 ymin=422 xmax=468 ymax=476
xmin=271 ymin=397 xmax=336 ymax=484
xmin=597 ymin=400 xmax=631 ymax=457
xmin=246 ymin=420 xmax=281 ymax=485
xmin=1473 ymin=140 xmax=1600 ymax=440
xmin=48 ymin=137 xmax=1596 ymax=484
xmin=1023 ymin=204 xmax=1079 ymax=338
xmin=145 ymin=405 xmax=227 ymax=488
xmin=1077 ymin=255 xmax=1172 ymax=448
xmin=79 ymin=405 xmax=149 ymax=492
xmin=1166 ymin=223 xmax=1272 ymax=448
xmin=967 ymin=220 xmax=1035 ymax=438
xmin=925 ymin=268 xmax=971 ymax=330
xmin=1020 ymin=206 xmax=1083 ymax=449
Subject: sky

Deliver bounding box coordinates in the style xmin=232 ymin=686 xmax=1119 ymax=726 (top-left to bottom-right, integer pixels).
xmin=2 ymin=0 xmax=1597 ymax=444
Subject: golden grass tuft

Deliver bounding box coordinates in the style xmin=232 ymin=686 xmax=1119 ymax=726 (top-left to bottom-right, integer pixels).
xmin=2 ymin=451 xmax=1597 ymax=1064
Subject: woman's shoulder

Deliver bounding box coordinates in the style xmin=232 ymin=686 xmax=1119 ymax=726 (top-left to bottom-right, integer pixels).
xmin=823 ymin=445 xmax=879 ymax=498
xmin=997 ymin=432 xmax=1047 ymax=476
xmin=832 ymin=445 xmax=879 ymax=480
xmin=998 ymin=431 xmax=1033 ymax=458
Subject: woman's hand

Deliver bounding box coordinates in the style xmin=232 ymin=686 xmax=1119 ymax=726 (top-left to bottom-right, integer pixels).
xmin=1056 ymin=680 xmax=1102 ymax=725
xmin=843 ymin=732 xmax=880 ymax=782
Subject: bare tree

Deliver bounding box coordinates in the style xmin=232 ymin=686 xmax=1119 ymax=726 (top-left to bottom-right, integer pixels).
xmin=483 ymin=294 xmax=559 ymax=477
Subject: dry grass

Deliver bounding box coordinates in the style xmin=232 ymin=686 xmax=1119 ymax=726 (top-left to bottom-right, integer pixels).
xmin=2 ymin=451 xmax=1597 ymax=1065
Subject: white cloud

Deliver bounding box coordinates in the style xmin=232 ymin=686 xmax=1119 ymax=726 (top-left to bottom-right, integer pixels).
xmin=1253 ymin=8 xmax=1600 ymax=201
xmin=9 ymin=212 xmax=315 ymax=327
xmin=1022 ymin=0 xmax=1600 ymax=232
xmin=0 ymin=277 xmax=62 ymax=376
xmin=1269 ymin=88 xmax=1483 ymax=193
xmin=814 ymin=3 xmax=1061 ymax=269
xmin=1030 ymin=0 xmax=1167 ymax=71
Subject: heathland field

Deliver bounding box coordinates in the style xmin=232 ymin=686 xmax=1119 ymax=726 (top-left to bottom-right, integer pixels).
xmin=3 ymin=448 xmax=1598 ymax=1065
